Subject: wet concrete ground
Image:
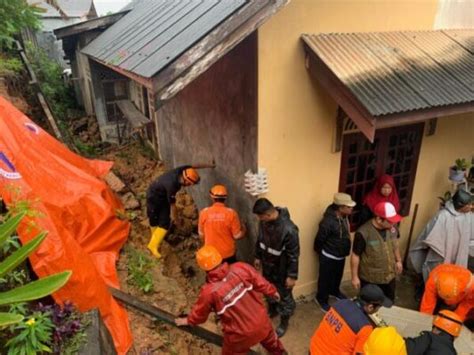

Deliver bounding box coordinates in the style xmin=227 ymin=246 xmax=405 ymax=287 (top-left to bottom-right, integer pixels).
xmin=271 ymin=273 xmax=420 ymax=354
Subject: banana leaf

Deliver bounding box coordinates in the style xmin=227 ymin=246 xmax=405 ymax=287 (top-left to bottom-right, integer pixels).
xmin=0 ymin=271 xmax=71 ymax=306
xmin=0 ymin=212 xmax=26 ymax=247
xmin=0 ymin=232 xmax=46 ymax=278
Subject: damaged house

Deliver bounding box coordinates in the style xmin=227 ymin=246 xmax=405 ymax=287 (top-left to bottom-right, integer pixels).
xmin=56 ymin=0 xmax=474 ymax=297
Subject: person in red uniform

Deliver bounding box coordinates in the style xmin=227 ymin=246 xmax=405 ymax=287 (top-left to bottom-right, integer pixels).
xmin=309 ymin=284 xmax=393 ymax=355
xmin=420 ymin=263 xmax=474 ymax=321
xmin=199 ymin=184 xmax=246 ymax=264
xmin=175 ymin=245 xmax=286 ymax=355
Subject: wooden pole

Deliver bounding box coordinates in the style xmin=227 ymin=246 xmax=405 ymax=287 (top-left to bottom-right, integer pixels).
xmin=403 ymin=203 xmax=419 ymax=268
xmin=109 ymin=287 xmax=258 ymax=354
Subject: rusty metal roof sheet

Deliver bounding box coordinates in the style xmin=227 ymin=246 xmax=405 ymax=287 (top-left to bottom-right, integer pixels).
xmin=302 ymin=30 xmax=474 ymax=117
xmin=82 ymin=0 xmax=248 ymax=78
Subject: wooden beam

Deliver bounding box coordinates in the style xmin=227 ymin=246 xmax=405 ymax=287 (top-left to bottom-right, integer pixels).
xmin=153 ymin=0 xmax=289 ymax=102
xmin=426 ymin=118 xmax=437 ymax=136
xmin=89 ymin=57 xmax=154 ymax=89
xmin=333 ymin=107 xmax=345 ymax=153
xmin=303 ymin=44 xmax=377 ymax=142
xmin=109 ymin=287 xmax=258 ymax=354
xmin=37 ymin=93 xmax=63 ymax=139
xmin=54 ymin=12 xmax=128 ymax=39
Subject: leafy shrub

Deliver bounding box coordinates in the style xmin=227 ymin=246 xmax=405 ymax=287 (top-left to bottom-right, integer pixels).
xmin=0 ymin=212 xmax=71 ymax=327
xmin=0 ymin=0 xmax=41 ymax=49
xmin=36 ymin=301 xmax=89 ymax=354
xmin=126 ymin=246 xmax=155 ymax=293
xmin=5 ymin=308 xmax=54 ymax=354
xmin=0 ymin=57 xmax=23 ymax=76
xmin=25 ymin=43 xmax=76 ymax=121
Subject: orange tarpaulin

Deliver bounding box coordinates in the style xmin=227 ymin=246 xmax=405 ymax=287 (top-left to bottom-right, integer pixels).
xmin=0 ymin=97 xmax=132 ymax=354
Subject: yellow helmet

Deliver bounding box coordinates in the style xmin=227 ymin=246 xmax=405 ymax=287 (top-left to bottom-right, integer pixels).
xmin=364 ymin=326 xmax=407 ymax=355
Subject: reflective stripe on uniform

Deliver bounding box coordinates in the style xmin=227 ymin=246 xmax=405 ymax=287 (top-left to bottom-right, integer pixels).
xmin=259 ymin=242 xmax=284 ymax=256
xmin=217 ymin=285 xmax=253 ymax=315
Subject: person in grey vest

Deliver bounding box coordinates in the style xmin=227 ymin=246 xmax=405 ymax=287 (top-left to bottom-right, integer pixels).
xmin=313 ymin=192 xmax=355 ymax=312
xmin=350 ymin=201 xmax=403 ymax=302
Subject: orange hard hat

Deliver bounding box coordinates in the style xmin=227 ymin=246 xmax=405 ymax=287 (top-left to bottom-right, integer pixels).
xmin=436 ymin=271 xmax=466 ymax=305
xmin=210 ymin=184 xmax=227 ymax=199
xmin=433 ymin=310 xmax=463 ymax=337
xmin=182 ymin=168 xmax=200 ymax=185
xmin=196 ymin=245 xmax=222 ymax=271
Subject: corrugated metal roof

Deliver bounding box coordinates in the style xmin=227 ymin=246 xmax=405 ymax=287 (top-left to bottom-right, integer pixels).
xmin=56 ymin=0 xmax=93 ymax=18
xmin=82 ymin=0 xmax=248 ymax=78
xmin=302 ymin=30 xmax=474 ymax=117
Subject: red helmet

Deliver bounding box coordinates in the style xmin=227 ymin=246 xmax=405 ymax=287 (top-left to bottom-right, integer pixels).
xmin=210 ymin=184 xmax=227 ymax=199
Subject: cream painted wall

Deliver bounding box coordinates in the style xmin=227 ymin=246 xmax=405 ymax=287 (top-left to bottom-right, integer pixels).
xmin=257 ymin=0 xmax=474 ymax=296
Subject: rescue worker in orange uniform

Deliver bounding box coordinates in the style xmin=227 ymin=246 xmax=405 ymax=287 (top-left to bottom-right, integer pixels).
xmin=175 ymin=245 xmax=287 ymax=355
xmin=199 ymin=184 xmax=246 ymax=264
xmin=405 ymin=310 xmax=463 ymax=355
xmin=146 ymin=163 xmax=214 ymax=258
xmin=310 ymin=284 xmax=393 ymax=355
xmin=420 ymin=263 xmax=474 ymax=322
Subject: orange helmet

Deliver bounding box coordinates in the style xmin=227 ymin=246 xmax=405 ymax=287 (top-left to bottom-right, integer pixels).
xmin=433 ymin=310 xmax=463 ymax=337
xmin=210 ymin=184 xmax=227 ymax=199
xmin=182 ymin=168 xmax=200 ymax=185
xmin=196 ymin=245 xmax=222 ymax=271
xmin=436 ymin=271 xmax=467 ymax=305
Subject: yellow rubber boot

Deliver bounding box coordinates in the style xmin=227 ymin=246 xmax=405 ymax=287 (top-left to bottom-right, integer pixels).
xmin=147 ymin=227 xmax=167 ymax=259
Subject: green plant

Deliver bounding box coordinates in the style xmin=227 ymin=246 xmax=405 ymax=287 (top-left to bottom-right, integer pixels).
xmin=454 ymin=158 xmax=470 ymax=171
xmin=0 ymin=213 xmax=72 ymax=327
xmin=126 ymin=246 xmax=154 ymax=293
xmin=73 ymin=138 xmax=98 ymax=158
xmin=6 ymin=310 xmax=54 ymax=354
xmin=0 ymin=0 xmax=41 ymax=49
xmin=438 ymin=191 xmax=456 ymax=208
xmin=25 ymin=42 xmax=76 ymax=122
xmin=0 ymin=56 xmax=23 ymax=76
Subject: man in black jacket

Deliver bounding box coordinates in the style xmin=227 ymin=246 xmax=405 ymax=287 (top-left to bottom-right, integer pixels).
xmin=313 ymin=193 xmax=355 ymax=312
xmin=405 ymin=309 xmax=462 ymax=355
xmin=253 ymin=198 xmax=300 ymax=338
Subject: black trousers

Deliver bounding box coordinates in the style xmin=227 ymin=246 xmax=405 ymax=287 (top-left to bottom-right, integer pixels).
xmin=264 ymin=273 xmax=296 ymax=318
xmin=361 ymin=278 xmax=396 ymax=302
xmin=146 ymin=198 xmax=170 ymax=228
xmin=316 ymin=253 xmax=345 ymax=304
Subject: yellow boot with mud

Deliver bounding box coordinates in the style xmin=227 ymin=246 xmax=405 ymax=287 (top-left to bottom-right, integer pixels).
xmin=148 ymin=227 xmax=167 ymax=258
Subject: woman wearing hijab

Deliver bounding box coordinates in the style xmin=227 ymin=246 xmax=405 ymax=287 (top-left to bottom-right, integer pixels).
xmin=360 ymin=175 xmax=401 ymax=224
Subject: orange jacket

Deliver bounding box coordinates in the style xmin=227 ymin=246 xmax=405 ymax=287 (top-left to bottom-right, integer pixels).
xmin=310 ymin=299 xmax=373 ymax=355
xmin=199 ymin=202 xmax=241 ymax=259
xmin=420 ymin=264 xmax=474 ymax=321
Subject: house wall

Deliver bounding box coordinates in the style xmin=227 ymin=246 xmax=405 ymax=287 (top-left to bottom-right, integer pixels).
xmin=257 ymin=0 xmax=473 ymax=296
xmin=156 ymin=34 xmax=258 ymax=261
xmin=89 ymin=60 xmax=129 ymax=142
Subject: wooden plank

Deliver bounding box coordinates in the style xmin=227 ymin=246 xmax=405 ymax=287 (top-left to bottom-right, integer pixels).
xmin=37 ymin=93 xmax=63 ymax=139
xmin=53 ymin=12 xmax=128 ymax=39
xmin=110 ymin=287 xmax=260 ymax=354
xmin=116 ymin=100 xmax=150 ymax=129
